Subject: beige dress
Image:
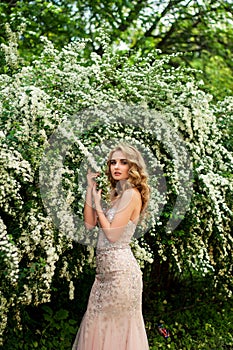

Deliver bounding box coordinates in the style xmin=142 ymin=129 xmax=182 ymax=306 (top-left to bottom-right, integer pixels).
xmin=72 ymin=207 xmax=149 ymax=350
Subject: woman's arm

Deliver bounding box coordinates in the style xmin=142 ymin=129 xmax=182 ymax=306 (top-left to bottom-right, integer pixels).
xmin=93 ymin=185 xmax=141 ymax=242
xmin=83 ymin=170 xmax=99 ymax=229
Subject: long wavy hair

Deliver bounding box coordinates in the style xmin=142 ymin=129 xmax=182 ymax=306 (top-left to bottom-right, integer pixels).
xmin=106 ymin=143 xmax=150 ymax=214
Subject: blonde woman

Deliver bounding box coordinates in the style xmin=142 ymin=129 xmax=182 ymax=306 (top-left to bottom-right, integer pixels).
xmin=72 ymin=144 xmax=150 ymax=350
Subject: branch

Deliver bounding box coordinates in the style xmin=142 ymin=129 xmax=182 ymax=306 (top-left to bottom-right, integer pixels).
xmin=144 ymin=0 xmax=185 ymax=38
xmin=157 ymin=16 xmax=202 ymax=51
xmin=117 ymin=0 xmax=145 ymax=32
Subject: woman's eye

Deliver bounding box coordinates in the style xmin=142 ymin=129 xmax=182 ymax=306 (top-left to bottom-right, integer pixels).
xmin=110 ymin=160 xmax=116 ymax=165
xmin=122 ymin=160 xmax=128 ymax=164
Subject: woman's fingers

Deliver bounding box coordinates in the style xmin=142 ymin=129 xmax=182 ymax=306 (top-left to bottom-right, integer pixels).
xmin=87 ymin=172 xmax=99 ymax=179
xmin=93 ymin=182 xmax=102 ymax=197
xmin=87 ymin=171 xmax=99 ymax=186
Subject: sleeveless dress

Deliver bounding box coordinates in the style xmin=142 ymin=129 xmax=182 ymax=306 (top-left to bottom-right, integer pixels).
xmin=72 ymin=207 xmax=149 ymax=350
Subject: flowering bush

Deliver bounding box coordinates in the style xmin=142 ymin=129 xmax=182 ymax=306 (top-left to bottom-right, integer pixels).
xmin=0 ymin=27 xmax=232 ymax=343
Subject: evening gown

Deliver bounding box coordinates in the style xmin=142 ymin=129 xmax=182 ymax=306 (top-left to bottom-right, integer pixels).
xmin=72 ymin=207 xmax=149 ymax=350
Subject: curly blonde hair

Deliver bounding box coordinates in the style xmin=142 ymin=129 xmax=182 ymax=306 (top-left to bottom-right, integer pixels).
xmin=106 ymin=143 xmax=150 ymax=213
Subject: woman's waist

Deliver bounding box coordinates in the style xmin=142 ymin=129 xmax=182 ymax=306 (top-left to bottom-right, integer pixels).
xmin=96 ymin=244 xmax=130 ymax=253
xmin=96 ymin=248 xmax=140 ymax=274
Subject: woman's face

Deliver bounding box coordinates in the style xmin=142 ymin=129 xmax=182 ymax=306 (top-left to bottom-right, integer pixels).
xmin=110 ymin=150 xmax=130 ymax=181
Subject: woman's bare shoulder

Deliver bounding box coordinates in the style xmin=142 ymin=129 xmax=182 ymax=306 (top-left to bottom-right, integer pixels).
xmin=117 ymin=187 xmax=142 ymax=215
xmin=124 ymin=187 xmax=141 ymax=202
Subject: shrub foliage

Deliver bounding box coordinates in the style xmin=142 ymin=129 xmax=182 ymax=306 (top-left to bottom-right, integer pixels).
xmin=0 ymin=28 xmax=232 ymax=344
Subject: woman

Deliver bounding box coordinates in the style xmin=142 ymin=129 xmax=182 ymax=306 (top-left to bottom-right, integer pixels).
xmin=72 ymin=144 xmax=150 ymax=350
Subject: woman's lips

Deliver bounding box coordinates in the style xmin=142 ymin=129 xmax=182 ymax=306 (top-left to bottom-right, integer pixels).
xmin=114 ymin=172 xmax=121 ymax=176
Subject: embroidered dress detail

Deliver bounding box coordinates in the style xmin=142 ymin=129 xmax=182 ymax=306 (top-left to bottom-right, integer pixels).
xmin=72 ymin=207 xmax=149 ymax=350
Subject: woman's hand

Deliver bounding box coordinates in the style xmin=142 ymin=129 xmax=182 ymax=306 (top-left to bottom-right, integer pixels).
xmin=84 ymin=170 xmax=100 ymax=229
xmin=92 ymin=182 xmax=102 ymax=210
xmin=87 ymin=168 xmax=99 ymax=189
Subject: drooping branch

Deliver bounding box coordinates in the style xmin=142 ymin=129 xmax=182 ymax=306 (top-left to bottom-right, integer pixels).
xmin=144 ymin=0 xmax=185 ymax=38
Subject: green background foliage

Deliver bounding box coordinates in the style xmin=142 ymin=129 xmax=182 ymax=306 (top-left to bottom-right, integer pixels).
xmin=0 ymin=0 xmax=233 ymax=99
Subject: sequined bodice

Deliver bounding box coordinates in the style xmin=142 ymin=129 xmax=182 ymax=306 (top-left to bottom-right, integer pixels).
xmin=96 ymin=207 xmax=136 ymax=251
